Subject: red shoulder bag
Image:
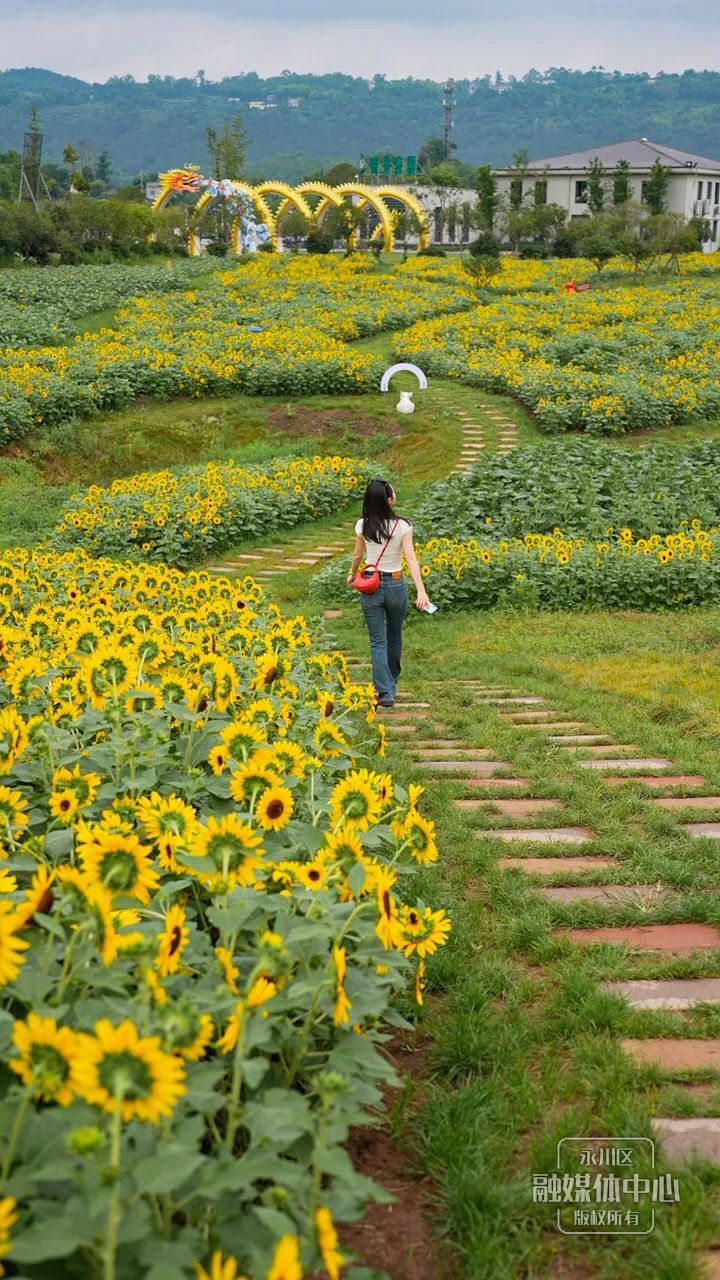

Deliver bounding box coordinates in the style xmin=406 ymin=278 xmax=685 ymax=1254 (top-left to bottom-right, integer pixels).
xmin=352 ymin=520 xmax=399 ymax=595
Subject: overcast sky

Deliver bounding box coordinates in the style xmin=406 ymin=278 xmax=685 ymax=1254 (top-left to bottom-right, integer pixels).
xmin=0 ymin=0 xmax=717 ymax=81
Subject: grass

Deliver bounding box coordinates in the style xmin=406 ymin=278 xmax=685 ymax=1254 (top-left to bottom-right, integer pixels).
xmin=314 ymin=599 xmax=720 ymax=1278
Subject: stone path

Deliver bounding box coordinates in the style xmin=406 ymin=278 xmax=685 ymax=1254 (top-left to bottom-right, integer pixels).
xmin=379 ymin=675 xmax=720 ymax=1176
xmin=204 ymin=524 xmax=349 ymax=579
xmin=432 ymin=387 xmax=519 ymax=474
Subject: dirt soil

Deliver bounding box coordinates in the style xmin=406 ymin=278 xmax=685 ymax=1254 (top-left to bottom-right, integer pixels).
xmin=338 ymin=1033 xmax=454 ymax=1280
xmin=266 ymin=405 xmax=403 ymax=439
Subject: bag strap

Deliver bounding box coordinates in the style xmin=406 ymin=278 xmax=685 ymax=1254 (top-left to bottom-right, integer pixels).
xmin=374 ymin=519 xmax=400 ymax=569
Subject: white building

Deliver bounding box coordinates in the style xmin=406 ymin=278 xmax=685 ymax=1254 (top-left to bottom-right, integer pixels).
xmin=494 ymin=138 xmax=720 ymax=249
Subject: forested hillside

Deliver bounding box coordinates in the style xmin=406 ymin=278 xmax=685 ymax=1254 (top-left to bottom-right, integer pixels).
xmin=1 ymin=66 xmax=720 ymax=181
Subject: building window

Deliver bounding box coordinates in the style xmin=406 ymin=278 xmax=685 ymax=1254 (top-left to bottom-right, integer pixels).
xmin=714 ymin=220 xmax=719 ymax=242
xmin=447 ymin=205 xmax=457 ymax=242
xmin=574 ymin=179 xmax=588 ymax=204
xmin=698 ymin=179 xmax=704 ymax=200
xmin=715 ymin=182 xmax=720 ymax=204
xmin=433 ymin=206 xmax=442 ymax=241
xmin=641 ymin=180 xmax=649 ymax=203
xmin=535 ymin=179 xmax=548 ymax=206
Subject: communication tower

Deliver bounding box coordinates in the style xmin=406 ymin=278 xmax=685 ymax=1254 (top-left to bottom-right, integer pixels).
xmin=443 ymin=79 xmax=455 ymax=161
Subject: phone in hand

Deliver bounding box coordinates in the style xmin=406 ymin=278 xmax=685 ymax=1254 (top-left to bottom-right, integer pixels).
xmin=423 ymin=602 xmax=438 ymax=614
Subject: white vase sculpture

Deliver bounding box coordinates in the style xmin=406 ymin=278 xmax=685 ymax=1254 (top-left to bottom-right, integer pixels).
xmin=396 ymin=390 xmax=415 ymax=414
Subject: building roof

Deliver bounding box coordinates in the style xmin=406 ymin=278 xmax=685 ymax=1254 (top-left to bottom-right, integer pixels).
xmin=506 ymin=139 xmax=720 ymax=173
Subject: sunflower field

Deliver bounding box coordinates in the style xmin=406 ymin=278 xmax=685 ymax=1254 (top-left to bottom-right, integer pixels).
xmin=0 ymin=261 xmax=209 ymax=349
xmin=53 ymin=454 xmax=370 ymax=567
xmin=0 ymin=547 xmax=449 ymax=1279
xmin=313 ymin=523 xmax=720 ymax=613
xmin=397 ymin=265 xmax=720 ymax=434
xmin=0 ymin=255 xmax=475 ymax=443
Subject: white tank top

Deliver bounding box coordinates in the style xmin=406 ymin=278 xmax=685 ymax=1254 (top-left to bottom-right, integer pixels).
xmin=355 ymin=516 xmax=412 ymax=573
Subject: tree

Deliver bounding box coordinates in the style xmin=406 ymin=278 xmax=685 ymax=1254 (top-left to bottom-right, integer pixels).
xmin=575 ymin=216 xmax=616 ymax=273
xmin=645 ymin=212 xmax=706 ymax=270
xmin=324 ymin=196 xmax=365 ymax=254
xmin=206 ymin=114 xmax=247 ymax=179
xmin=393 ymin=209 xmax=422 ymax=260
xmin=607 ymin=201 xmax=652 ymax=271
xmin=277 ymin=206 xmax=309 ymax=250
xmin=462 ymin=251 xmax=501 ymax=289
xmin=586 ymin=156 xmax=607 ymax=214
xmin=323 ymin=161 xmax=357 ymax=185
xmin=613 ymin=158 xmax=631 ymax=205
xmin=508 ymin=149 xmax=529 ymax=212
xmin=643 ymin=158 xmax=670 ymax=215
xmin=475 ymin=163 xmax=499 ymax=232
xmin=96 ymin=150 xmax=113 ymax=185
xmin=418 ymin=136 xmax=450 ymax=171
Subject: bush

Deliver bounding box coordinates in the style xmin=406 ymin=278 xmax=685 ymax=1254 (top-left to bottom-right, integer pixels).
xmin=305 ymin=228 xmax=333 ymax=254
xmin=54 ymin=453 xmax=372 ymax=566
xmin=417 ymin=245 xmax=446 ymax=257
xmin=413 ymin=439 xmax=720 ymax=542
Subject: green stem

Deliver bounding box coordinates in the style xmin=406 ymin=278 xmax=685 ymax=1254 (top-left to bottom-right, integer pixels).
xmin=224 ymin=1015 xmax=247 ymax=1154
xmin=104 ymin=1093 xmax=123 ymax=1280
xmin=1 ymin=1088 xmax=30 ymax=1179
xmin=53 ymin=925 xmax=83 ymax=1004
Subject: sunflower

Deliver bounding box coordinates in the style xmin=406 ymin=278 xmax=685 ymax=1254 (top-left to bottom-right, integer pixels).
xmin=0 ymin=706 xmax=28 ymax=773
xmin=208 ymin=744 xmax=229 ymax=775
xmin=414 ymin=958 xmax=426 ymax=1006
xmin=267 ymin=1234 xmax=302 ymax=1280
xmin=228 ymin=761 xmax=283 ymax=807
xmin=215 ymin=945 xmax=239 ymax=993
xmin=0 ymin=870 xmax=17 ymax=894
xmin=400 ymin=905 xmax=451 ymax=958
xmin=9 ymin=1012 xmax=80 ymax=1106
xmin=52 ymin=764 xmax=103 ymax=809
xmin=258 ymin=739 xmax=307 ymax=778
xmin=161 ymin=1005 xmax=214 ymax=1061
xmin=0 ymin=902 xmax=29 ymax=987
xmin=220 ymin=719 xmax=266 ymax=762
xmin=373 ymin=866 xmax=404 ymax=950
xmin=56 ymin=867 xmax=118 ymax=965
xmin=0 ymin=786 xmax=28 ymax=842
xmin=209 ymin=657 xmax=238 ymax=712
xmin=0 ymin=1196 xmax=18 ymax=1273
xmin=14 ymin=866 xmax=54 ymax=929
xmin=136 ymin=793 xmax=198 ymax=866
xmin=190 ymin=814 xmax=264 ymax=891
xmin=125 ymin=684 xmax=164 ymax=714
xmin=156 ymin=905 xmax=189 ymax=976
xmin=216 ymin=1006 xmax=244 ymax=1055
xmin=332 ymin=945 xmax=352 ymax=1026
xmin=376 ymin=720 xmax=387 ymax=758
xmin=329 ymin=770 xmax=384 ymax=833
xmin=194 ymin=1250 xmax=247 ymax=1280
xmin=80 ymin=642 xmax=139 ymax=709
xmin=316 ymin=1206 xmax=344 ymax=1280
xmin=247 ymin=975 xmax=279 ymax=1008
xmin=255 ymin=784 xmax=294 ymax=832
xmin=49 ymin=788 xmax=80 ymax=823
xmin=313 ymin=718 xmax=350 ymax=759
xmin=397 ymin=812 xmax=439 ymax=865
xmin=71 ymin=1018 xmax=185 ymax=1124
xmin=78 ymin=827 xmax=159 ymax=903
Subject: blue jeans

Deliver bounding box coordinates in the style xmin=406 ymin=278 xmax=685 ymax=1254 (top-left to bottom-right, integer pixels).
xmin=360 ymin=575 xmax=408 ymax=702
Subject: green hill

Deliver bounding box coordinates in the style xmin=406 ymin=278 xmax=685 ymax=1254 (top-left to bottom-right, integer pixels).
xmin=2 ymin=66 xmax=720 ymax=182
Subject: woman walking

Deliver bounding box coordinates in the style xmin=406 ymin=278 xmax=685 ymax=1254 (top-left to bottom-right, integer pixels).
xmin=347 ymin=478 xmax=429 ymax=708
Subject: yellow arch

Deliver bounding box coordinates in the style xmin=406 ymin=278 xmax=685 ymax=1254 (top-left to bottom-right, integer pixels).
xmin=374 ymin=186 xmax=430 ymax=249
xmin=335 ymin=184 xmax=395 ymax=252
xmin=152 ymin=170 xmax=275 ymax=255
xmin=253 ymin=181 xmax=313 ymax=225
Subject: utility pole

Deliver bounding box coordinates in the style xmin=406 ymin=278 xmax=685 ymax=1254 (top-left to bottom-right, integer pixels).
xmin=443 ymin=78 xmax=455 ymax=161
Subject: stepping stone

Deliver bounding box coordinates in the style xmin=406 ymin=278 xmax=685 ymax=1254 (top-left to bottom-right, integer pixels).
xmin=425 ymin=760 xmax=512 ymax=776
xmin=517 ymin=721 xmax=584 ymax=732
xmin=505 ymin=710 xmax=557 ymax=721
xmin=311 ymin=551 xmax=335 ymax=558
xmin=578 ymin=758 xmax=672 ymax=772
xmin=454 ymin=798 xmax=562 ymax=817
xmin=601 ymin=979 xmax=720 ymax=1010
xmin=652 ymin=1118 xmax=720 ymax=1164
xmin=413 ymin=748 xmax=493 ymax=760
xmin=477 ymin=696 xmax=545 ymax=705
xmin=383 ymin=725 xmax=417 ymax=735
xmin=230 ymin=554 xmax=266 ymax=561
xmin=486 ymin=826 xmax=595 ymax=845
xmin=499 ymin=855 xmax=614 ymax=875
xmin=683 ymin=823 xmax=720 ymax=839
xmin=396 ymin=701 xmax=430 ymax=709
xmin=584 ymin=743 xmax=637 ymax=756
xmin=563 ymin=923 xmax=720 ymax=954
xmin=378 ymin=711 xmax=429 ymax=722
xmin=653 ymin=797 xmax=720 ymax=811
xmin=696 ymin=1254 xmax=720 ymax=1280
xmin=323 ymin=610 xmax=344 ymax=619
xmin=415 ymin=739 xmax=463 ymax=749
xmin=462 ymin=777 xmax=530 ymax=790
xmin=605 ymin=774 xmax=706 ymax=789
xmin=288 ymin=558 xmax=320 ymax=565
xmin=622 ymin=1039 xmax=720 ymax=1072
xmin=540 ymin=884 xmax=665 ymax=905
xmin=550 ymin=733 xmax=615 ymax=745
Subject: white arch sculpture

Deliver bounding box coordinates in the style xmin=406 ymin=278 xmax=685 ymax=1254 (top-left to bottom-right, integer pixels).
xmin=380 ymin=363 xmax=428 ymax=392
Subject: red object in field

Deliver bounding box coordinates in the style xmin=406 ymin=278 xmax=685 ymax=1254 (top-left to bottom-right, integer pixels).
xmin=565 ymin=280 xmax=576 ymax=294
xmin=565 ymin=280 xmax=591 ymax=294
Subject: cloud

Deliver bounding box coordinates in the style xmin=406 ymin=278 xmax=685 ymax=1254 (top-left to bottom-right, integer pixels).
xmin=0 ymin=1 xmax=716 ymax=80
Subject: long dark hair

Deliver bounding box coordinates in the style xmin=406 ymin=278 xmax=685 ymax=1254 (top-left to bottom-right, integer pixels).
xmin=361 ymin=478 xmax=397 ymax=544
